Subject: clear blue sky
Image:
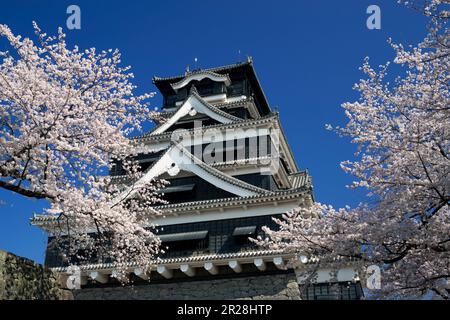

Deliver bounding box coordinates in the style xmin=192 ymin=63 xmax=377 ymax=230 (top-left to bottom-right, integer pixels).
xmin=0 ymin=0 xmax=429 ymax=263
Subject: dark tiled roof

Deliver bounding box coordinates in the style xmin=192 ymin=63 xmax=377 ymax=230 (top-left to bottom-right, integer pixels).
xmin=148 ymin=87 xmax=242 ymax=135
xmin=31 ymin=187 xmax=312 ymax=224
xmin=153 ymin=58 xmax=253 ymax=83
xmin=50 ymin=249 xmax=286 ymax=272
xmin=131 ymin=112 xmax=279 ymax=142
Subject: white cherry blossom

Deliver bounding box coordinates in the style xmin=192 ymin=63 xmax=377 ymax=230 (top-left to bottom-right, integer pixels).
xmin=257 ymin=1 xmax=449 ymax=299
xmin=0 ymin=23 xmax=165 ymax=281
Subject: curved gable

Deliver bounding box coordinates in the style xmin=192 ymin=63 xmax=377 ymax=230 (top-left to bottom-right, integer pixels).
xmin=150 ymin=89 xmax=241 ymax=136
xmin=171 ymin=71 xmax=231 ymax=91
xmin=111 ymin=144 xmax=270 ymax=206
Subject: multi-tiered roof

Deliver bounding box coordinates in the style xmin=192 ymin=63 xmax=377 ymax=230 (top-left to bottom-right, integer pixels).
xmin=32 ymin=57 xmax=314 ymax=286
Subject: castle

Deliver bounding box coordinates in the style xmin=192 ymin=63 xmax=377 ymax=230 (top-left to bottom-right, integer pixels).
xmin=32 ymin=58 xmax=363 ymax=300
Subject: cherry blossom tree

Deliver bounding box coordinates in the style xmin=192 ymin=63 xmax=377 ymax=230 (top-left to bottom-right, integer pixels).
xmin=257 ymin=1 xmax=449 ymax=299
xmin=0 ymin=23 xmax=165 ymax=280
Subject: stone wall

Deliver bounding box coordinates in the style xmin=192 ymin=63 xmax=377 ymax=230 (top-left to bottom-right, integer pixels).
xmin=74 ymin=272 xmax=301 ymax=300
xmin=0 ymin=250 xmax=72 ymax=300
xmin=0 ymin=249 xmax=301 ymax=300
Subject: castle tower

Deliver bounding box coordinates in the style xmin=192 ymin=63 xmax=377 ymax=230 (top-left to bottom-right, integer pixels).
xmin=32 ymin=59 xmax=363 ymax=300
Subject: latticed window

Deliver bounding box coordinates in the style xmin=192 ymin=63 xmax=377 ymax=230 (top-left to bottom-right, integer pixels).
xmin=156 ymin=215 xmax=281 ymax=259
xmin=303 ymin=282 xmax=363 ymax=300
xmin=227 ymin=80 xmax=246 ymax=97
